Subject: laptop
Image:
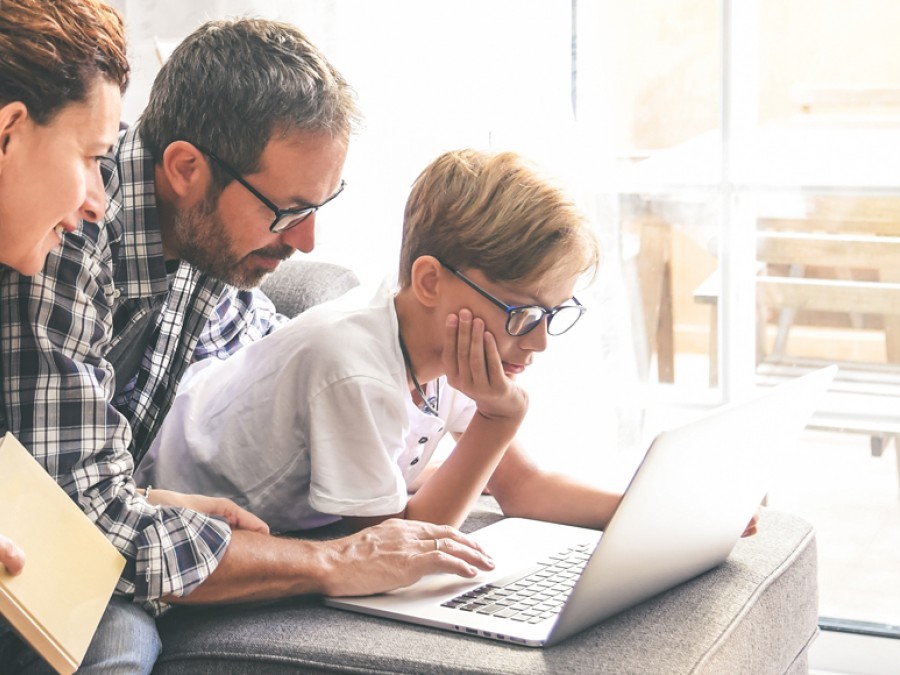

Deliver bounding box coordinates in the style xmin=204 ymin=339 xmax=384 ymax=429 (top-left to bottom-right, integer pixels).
xmin=324 ymin=365 xmax=836 ymax=647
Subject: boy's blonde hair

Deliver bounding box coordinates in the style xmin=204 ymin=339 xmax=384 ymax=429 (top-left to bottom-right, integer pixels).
xmin=399 ymin=149 xmax=599 ymax=288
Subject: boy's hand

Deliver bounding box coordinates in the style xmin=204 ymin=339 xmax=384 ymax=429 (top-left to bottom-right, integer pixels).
xmin=741 ymin=508 xmax=761 ymax=537
xmin=146 ymin=489 xmax=271 ymax=534
xmin=443 ymin=309 xmax=527 ymax=423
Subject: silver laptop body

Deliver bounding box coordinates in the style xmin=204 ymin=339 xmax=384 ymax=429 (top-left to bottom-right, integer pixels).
xmin=324 ymin=366 xmax=836 ymax=647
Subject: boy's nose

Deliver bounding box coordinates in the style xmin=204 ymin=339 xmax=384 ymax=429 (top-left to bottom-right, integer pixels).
xmin=520 ymin=320 xmax=549 ymax=352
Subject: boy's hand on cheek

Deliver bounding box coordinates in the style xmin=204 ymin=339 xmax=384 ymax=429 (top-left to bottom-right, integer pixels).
xmin=443 ymin=309 xmax=528 ymax=423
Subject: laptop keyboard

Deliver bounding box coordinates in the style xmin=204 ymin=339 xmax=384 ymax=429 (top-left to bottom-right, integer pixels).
xmin=440 ymin=541 xmax=593 ymax=623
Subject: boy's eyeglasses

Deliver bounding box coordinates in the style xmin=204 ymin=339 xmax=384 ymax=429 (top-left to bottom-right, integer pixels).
xmin=190 ymin=143 xmax=346 ymax=234
xmin=436 ymin=258 xmax=586 ymax=337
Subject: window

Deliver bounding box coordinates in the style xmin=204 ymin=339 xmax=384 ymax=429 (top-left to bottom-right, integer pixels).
xmin=581 ymin=0 xmax=900 ymax=635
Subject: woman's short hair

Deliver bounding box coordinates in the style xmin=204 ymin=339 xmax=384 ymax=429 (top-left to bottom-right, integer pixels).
xmin=0 ymin=0 xmax=129 ymax=124
xmin=138 ymin=18 xmax=361 ymax=181
xmin=399 ymin=149 xmax=600 ymax=288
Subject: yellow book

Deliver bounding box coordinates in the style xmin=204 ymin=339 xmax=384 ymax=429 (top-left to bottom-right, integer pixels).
xmin=0 ymin=432 xmax=125 ymax=675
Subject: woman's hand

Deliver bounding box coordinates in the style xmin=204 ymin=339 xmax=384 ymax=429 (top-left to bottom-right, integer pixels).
xmin=146 ymin=489 xmax=270 ymax=534
xmin=0 ymin=533 xmax=25 ymax=575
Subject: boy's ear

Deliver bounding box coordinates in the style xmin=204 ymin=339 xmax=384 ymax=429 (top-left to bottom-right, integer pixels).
xmin=410 ymin=256 xmax=443 ymax=308
xmin=160 ymin=141 xmax=211 ymax=203
xmin=0 ymin=101 xmax=28 ymax=162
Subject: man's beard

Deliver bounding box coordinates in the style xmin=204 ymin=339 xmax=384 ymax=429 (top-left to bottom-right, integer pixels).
xmin=172 ymin=195 xmax=293 ymax=289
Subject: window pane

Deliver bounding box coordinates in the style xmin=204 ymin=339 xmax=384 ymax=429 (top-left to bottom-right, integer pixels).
xmin=585 ymin=0 xmax=900 ymax=631
xmin=756 ymin=0 xmax=900 ymax=629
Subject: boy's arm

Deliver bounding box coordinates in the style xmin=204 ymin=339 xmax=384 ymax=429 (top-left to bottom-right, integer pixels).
xmin=488 ymin=441 xmax=759 ymax=537
xmin=402 ymin=311 xmax=526 ymax=528
xmin=487 ymin=441 xmax=621 ymax=530
xmin=487 ymin=442 xmax=760 ymax=537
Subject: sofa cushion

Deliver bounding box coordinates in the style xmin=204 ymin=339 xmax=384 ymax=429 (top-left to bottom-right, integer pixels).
xmin=154 ymin=499 xmax=818 ymax=674
xmin=259 ymin=259 xmax=360 ymax=319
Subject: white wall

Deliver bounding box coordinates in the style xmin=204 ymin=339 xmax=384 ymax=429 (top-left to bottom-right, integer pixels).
xmin=113 ymin=1 xmax=583 ymax=282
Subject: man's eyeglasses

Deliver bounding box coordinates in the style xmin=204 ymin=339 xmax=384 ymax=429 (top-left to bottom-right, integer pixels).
xmin=191 ymin=143 xmax=345 ymax=234
xmin=437 ymin=258 xmax=586 ymax=337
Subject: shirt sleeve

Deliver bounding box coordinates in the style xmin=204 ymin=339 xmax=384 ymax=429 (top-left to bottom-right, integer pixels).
xmin=308 ymin=376 xmax=410 ymax=517
xmin=0 ymin=240 xmax=231 ymax=616
xmin=192 ymin=286 xmax=288 ymax=362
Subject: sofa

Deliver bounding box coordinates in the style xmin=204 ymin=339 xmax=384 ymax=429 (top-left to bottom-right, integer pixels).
xmin=151 ymin=260 xmax=819 ymax=674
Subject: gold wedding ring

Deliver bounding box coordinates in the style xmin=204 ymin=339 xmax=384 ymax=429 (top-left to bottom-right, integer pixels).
xmin=434 ymin=538 xmax=441 ymax=552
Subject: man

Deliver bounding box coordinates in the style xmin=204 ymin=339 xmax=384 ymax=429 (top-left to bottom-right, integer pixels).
xmin=0 ymin=14 xmax=491 ymax=642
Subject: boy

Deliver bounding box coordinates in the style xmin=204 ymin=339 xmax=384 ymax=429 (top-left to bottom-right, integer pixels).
xmin=137 ymin=149 xmax=622 ymax=534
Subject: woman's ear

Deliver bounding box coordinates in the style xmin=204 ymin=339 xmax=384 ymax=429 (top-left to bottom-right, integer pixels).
xmin=160 ymin=141 xmax=209 ymax=203
xmin=410 ymin=256 xmax=443 ymax=308
xmin=0 ymin=101 xmax=28 ymax=161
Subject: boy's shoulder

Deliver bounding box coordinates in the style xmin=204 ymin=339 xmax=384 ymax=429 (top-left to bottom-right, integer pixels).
xmin=276 ymin=281 xmax=400 ymax=365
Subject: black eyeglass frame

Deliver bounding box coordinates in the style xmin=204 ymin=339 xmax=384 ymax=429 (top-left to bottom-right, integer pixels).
xmin=436 ymin=258 xmax=586 ymax=337
xmin=190 ymin=142 xmax=346 ymax=234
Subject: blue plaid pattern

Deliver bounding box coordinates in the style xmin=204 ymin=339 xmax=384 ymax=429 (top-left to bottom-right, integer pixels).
xmin=0 ymin=126 xmax=285 ymax=614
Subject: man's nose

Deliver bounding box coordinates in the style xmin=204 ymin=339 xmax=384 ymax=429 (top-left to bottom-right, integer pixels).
xmin=280 ymin=214 xmax=316 ymax=253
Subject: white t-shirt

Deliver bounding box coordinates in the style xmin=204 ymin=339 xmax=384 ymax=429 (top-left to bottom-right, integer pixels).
xmin=135 ymin=283 xmax=476 ymax=533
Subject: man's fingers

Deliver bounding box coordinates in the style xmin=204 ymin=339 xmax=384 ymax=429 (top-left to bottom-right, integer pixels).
xmin=415 ymin=540 xmax=493 ymax=579
xmin=323 ymin=520 xmax=496 ymax=597
xmin=416 ymin=525 xmax=494 ymax=570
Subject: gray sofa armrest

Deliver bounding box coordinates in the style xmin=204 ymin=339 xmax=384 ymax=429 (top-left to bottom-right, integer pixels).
xmin=260 ymin=258 xmax=360 ymax=318
xmin=153 ymin=499 xmax=818 ymax=675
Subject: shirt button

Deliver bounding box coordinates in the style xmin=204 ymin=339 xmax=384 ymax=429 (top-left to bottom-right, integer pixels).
xmin=410 ymin=457 xmax=420 ymax=466
xmin=418 ymin=436 xmax=428 ymax=444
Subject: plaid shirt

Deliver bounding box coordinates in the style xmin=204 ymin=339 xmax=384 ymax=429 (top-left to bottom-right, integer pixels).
xmin=0 ymin=126 xmax=285 ymax=614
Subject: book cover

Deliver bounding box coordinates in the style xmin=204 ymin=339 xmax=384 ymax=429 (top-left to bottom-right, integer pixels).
xmin=0 ymin=432 xmax=125 ymax=675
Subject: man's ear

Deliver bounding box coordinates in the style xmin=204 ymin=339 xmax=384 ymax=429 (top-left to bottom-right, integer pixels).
xmin=160 ymin=141 xmax=210 ymax=203
xmin=410 ymin=256 xmax=443 ymax=308
xmin=0 ymin=101 xmax=29 ymax=162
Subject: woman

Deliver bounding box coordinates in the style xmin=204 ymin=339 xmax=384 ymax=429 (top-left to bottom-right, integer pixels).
xmin=0 ymin=0 xmax=127 ymax=275
xmin=0 ymin=3 xmax=158 ymax=673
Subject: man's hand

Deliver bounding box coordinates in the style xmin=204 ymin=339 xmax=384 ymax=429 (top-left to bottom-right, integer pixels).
xmin=168 ymin=518 xmax=495 ymax=604
xmin=147 ymin=489 xmax=270 ymax=534
xmin=319 ymin=518 xmax=494 ymax=597
xmin=442 ymin=309 xmax=527 ymax=423
xmin=0 ymin=533 xmax=25 ymax=575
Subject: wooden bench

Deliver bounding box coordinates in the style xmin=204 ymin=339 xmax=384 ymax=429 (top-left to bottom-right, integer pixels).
xmin=695 ymin=208 xmax=900 ymax=494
